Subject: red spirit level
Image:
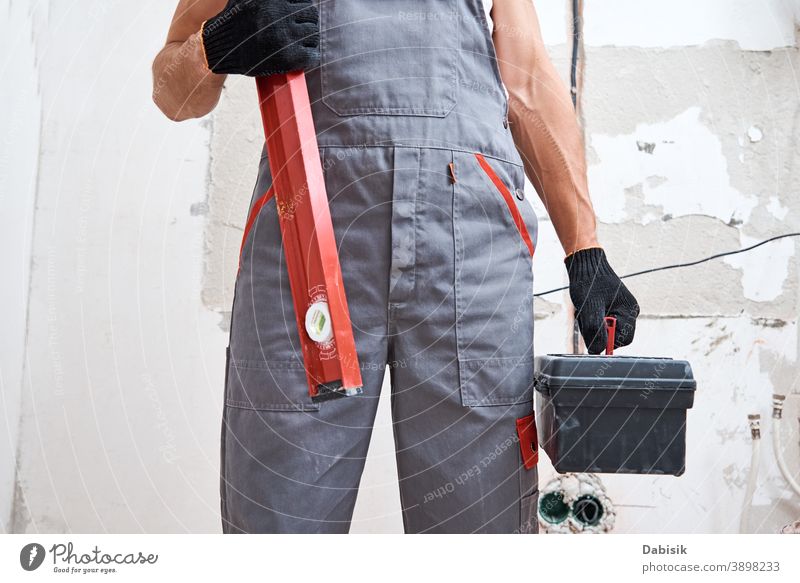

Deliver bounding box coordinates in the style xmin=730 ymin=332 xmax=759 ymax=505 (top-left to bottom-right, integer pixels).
xmin=255 ymin=72 xmax=363 ymax=401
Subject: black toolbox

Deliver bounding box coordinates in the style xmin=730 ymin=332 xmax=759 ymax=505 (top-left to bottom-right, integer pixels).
xmin=534 ymin=354 xmax=696 ymax=476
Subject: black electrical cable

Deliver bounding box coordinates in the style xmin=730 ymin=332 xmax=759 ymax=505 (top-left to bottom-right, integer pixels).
xmin=534 ymin=232 xmax=800 ymax=298
xmin=570 ymin=0 xmax=581 ymax=109
xmin=570 ymin=0 xmax=583 ymax=353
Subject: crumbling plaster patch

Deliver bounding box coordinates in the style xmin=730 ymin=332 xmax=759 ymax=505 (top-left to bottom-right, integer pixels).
xmin=598 ymin=217 xmax=797 ymax=319
xmin=589 ymin=107 xmax=758 ymax=225
xmin=597 ymin=216 xmax=723 ymax=313
xmin=767 ymin=196 xmax=789 ymax=220
xmin=582 ymin=44 xmax=799 ymax=318
xmin=724 ymin=235 xmax=795 ymax=302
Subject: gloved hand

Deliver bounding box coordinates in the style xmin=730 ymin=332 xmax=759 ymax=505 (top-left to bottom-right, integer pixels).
xmin=202 ymin=0 xmax=320 ymax=77
xmin=565 ymin=247 xmax=640 ymax=354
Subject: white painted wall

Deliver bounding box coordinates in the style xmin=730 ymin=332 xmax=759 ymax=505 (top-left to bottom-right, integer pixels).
xmin=583 ymin=0 xmax=800 ymax=50
xmin=1 ymin=0 xmax=798 ymax=534
xmin=0 ymin=0 xmax=42 ymax=532
xmin=2 ymin=0 xmax=222 ymax=533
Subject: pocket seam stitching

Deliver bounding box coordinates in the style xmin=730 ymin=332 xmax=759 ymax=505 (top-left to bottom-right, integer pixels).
xmin=224 ymin=400 xmax=319 ymax=412
xmin=226 ymin=359 xmax=320 ymax=411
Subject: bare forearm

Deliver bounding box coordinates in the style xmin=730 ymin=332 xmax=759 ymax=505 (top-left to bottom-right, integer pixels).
xmin=491 ymin=1 xmax=640 ymax=351
xmin=152 ymin=31 xmax=225 ymax=121
xmin=492 ymin=0 xmax=598 ymax=255
xmin=507 ymin=64 xmax=598 ymax=254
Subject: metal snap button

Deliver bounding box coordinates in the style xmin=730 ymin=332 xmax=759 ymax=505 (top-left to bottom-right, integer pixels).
xmin=515 ymin=187 xmax=525 ymax=201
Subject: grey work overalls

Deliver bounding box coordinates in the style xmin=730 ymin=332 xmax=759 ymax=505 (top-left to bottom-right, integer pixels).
xmin=222 ymin=0 xmax=540 ymax=533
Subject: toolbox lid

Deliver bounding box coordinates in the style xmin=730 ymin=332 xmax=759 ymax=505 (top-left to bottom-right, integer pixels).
xmin=534 ymin=354 xmax=696 ymax=410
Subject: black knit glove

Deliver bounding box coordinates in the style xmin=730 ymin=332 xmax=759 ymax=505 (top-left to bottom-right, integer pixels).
xmin=202 ymin=0 xmax=319 ymax=77
xmin=565 ymin=247 xmax=640 ymax=354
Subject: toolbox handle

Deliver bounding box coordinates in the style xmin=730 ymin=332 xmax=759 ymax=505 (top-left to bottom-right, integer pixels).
xmin=604 ymin=316 xmax=617 ymax=355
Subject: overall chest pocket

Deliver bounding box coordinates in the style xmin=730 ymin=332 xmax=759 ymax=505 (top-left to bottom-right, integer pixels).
xmin=453 ymin=153 xmax=538 ymax=407
xmin=320 ymin=0 xmax=459 ymax=117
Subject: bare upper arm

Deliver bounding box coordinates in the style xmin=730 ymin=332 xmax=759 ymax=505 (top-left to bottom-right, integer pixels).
xmin=490 ymin=0 xmax=548 ymax=92
xmin=164 ymin=0 xmax=228 ymax=44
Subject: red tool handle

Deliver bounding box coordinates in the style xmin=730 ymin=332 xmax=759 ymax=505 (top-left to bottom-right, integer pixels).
xmin=604 ymin=316 xmax=617 ymax=356
xmin=255 ymin=72 xmax=363 ymax=400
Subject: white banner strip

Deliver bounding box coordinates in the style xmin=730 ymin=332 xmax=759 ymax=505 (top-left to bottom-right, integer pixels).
xmin=1 ymin=534 xmax=797 ymax=582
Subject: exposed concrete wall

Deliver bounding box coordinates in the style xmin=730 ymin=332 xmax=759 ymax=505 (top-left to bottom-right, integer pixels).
xmin=584 ymin=45 xmax=799 ymax=318
xmin=2 ymin=0 xmax=799 ymax=534
xmin=202 ymin=78 xmax=260 ymax=319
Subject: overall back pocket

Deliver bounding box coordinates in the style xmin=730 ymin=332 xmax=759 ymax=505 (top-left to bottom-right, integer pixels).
xmin=320 ymin=0 xmax=459 ymax=117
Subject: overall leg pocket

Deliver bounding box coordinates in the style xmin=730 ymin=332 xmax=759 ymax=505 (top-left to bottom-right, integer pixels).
xmin=231 ymin=162 xmax=320 ymax=411
xmin=453 ymin=152 xmax=538 ymax=407
xmin=234 ymin=159 xmax=311 ymax=371
xmin=519 ymin=463 xmax=540 ymax=534
xmin=226 ymin=359 xmax=321 ymax=412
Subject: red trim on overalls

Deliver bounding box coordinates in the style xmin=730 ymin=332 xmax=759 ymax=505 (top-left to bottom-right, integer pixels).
xmin=238 ymin=185 xmax=276 ymax=270
xmin=474 ymin=153 xmax=535 ymax=257
xmin=516 ymin=413 xmax=539 ymax=470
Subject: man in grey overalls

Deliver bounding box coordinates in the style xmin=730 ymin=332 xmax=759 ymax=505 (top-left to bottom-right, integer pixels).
xmin=153 ymin=0 xmax=639 ymax=533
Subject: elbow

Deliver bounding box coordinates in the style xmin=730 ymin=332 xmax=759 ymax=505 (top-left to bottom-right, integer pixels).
xmin=151 ymin=86 xmax=206 ymax=122
xmin=151 ymin=70 xmax=182 ymax=121
xmin=153 ymin=95 xmax=181 ymax=122
xmin=151 ymin=77 xmax=191 ymax=122
xmin=154 ymin=98 xmax=193 ymax=122
xmin=150 ymin=42 xmax=222 ymax=122
xmin=151 ymin=58 xmax=202 ymax=122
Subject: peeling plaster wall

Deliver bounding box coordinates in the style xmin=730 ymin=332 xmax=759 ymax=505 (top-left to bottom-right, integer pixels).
xmin=533 ymin=2 xmax=800 ymax=533
xmin=2 ymin=1 xmax=799 ymax=534
xmin=580 ymin=44 xmax=800 ymax=321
